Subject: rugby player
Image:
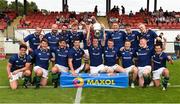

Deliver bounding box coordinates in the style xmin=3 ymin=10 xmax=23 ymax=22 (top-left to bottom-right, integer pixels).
xmin=51 ymin=39 xmax=69 ymax=88
xmin=7 ymin=44 xmax=31 ymax=89
xmin=31 ymin=39 xmax=53 ymax=88
xmin=119 ymin=40 xmax=138 ymax=88
xmin=68 ymin=39 xmax=89 ymax=76
xmin=136 ymin=38 xmax=154 ymax=87
xmin=104 ymin=39 xmax=125 ymax=75
xmin=152 ymin=44 xmax=173 ymax=90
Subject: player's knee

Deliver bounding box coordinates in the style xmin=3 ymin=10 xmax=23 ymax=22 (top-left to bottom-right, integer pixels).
xmin=36 ymin=69 xmax=43 ymax=76
xmin=24 ymin=70 xmax=31 ymax=76
xmin=117 ymin=66 xmax=125 ymax=72
xmin=163 ymin=69 xmax=169 ymax=76
xmin=143 ymin=69 xmax=150 ymax=76
xmin=133 ymin=67 xmax=138 ymax=74
xmin=52 ymin=66 xmax=58 ymax=73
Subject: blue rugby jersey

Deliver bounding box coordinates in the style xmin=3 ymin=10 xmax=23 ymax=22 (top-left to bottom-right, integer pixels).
xmin=9 ymin=54 xmax=31 ymax=72
xmin=138 ymin=30 xmax=157 ymax=48
xmin=125 ymin=31 xmax=140 ymax=51
xmin=136 ymin=46 xmax=154 ymax=67
xmin=31 ymin=48 xmax=52 ymax=70
xmin=104 ymin=47 xmax=118 ymax=66
xmin=152 ymin=52 xmax=169 ymax=71
xmin=51 ymin=47 xmax=69 ymax=67
xmin=119 ymin=48 xmax=135 ymax=68
xmin=88 ymin=45 xmax=103 ymax=66
xmin=68 ymin=47 xmax=84 ymax=69
xmin=24 ymin=34 xmax=41 ymax=50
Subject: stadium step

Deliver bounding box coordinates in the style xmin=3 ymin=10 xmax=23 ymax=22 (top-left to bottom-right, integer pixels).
xmin=97 ymin=16 xmax=109 ymax=28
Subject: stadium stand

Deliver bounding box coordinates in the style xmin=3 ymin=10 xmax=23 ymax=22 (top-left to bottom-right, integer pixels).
xmin=0 ymin=10 xmax=17 ymax=31
xmin=17 ymin=11 xmax=96 ymax=29
xmin=107 ymin=10 xmax=180 ymax=29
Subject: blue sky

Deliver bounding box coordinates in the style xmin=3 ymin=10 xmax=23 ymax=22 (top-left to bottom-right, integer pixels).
xmin=7 ymin=0 xmax=180 ymax=13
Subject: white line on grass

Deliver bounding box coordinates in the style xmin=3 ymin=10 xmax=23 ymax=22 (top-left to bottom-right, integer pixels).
xmin=74 ymin=87 xmax=82 ymax=104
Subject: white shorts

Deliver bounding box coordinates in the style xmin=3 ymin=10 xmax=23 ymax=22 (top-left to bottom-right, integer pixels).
xmin=9 ymin=72 xmax=23 ymax=82
xmin=125 ymin=65 xmax=136 ymax=73
xmin=33 ymin=66 xmax=48 ymax=79
xmin=104 ymin=64 xmax=119 ymax=72
xmin=90 ymin=64 xmax=105 ymax=74
xmin=55 ymin=64 xmax=69 ymax=72
xmin=138 ymin=65 xmax=152 ymax=78
xmin=75 ymin=64 xmax=85 ymax=73
xmin=152 ymin=67 xmax=166 ymax=80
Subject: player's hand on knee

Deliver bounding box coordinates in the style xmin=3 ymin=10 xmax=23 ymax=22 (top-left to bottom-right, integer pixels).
xmin=12 ymin=70 xmax=19 ymax=75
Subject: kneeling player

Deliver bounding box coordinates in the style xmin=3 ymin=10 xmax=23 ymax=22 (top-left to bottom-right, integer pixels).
xmin=87 ymin=37 xmax=106 ymax=74
xmin=104 ymin=39 xmax=125 ymax=75
xmin=7 ymin=44 xmax=31 ymax=89
xmin=119 ymin=40 xmax=138 ymax=88
xmin=137 ymin=38 xmax=153 ymax=87
xmin=68 ymin=39 xmax=90 ymax=76
xmin=152 ymin=44 xmax=173 ymax=90
xmin=31 ymin=39 xmax=53 ymax=88
xmin=51 ymin=39 xmax=69 ymax=88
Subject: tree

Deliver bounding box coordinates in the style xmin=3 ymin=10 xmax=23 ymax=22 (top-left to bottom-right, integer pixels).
xmin=8 ymin=1 xmax=39 ymax=15
xmin=0 ymin=0 xmax=8 ymax=10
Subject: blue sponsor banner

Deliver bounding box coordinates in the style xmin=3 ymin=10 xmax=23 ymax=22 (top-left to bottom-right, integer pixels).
xmin=60 ymin=73 xmax=129 ymax=88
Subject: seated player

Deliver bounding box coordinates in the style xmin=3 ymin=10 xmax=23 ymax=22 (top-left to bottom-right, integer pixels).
xmin=86 ymin=24 xmax=106 ymax=74
xmin=31 ymin=39 xmax=53 ymax=88
xmin=51 ymin=39 xmax=69 ymax=88
xmin=87 ymin=37 xmax=106 ymax=74
xmin=152 ymin=44 xmax=173 ymax=90
xmin=119 ymin=40 xmax=138 ymax=88
xmin=68 ymin=39 xmax=90 ymax=76
xmin=6 ymin=44 xmax=31 ymax=89
xmin=104 ymin=39 xmax=125 ymax=75
xmin=136 ymin=38 xmax=154 ymax=87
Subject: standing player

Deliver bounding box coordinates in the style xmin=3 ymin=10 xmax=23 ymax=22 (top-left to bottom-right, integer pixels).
xmin=106 ymin=22 xmax=125 ymax=50
xmin=138 ymin=23 xmax=161 ymax=49
xmin=31 ymin=39 xmax=53 ymax=88
xmin=152 ymin=44 xmax=173 ymax=90
xmin=104 ymin=39 xmax=125 ymax=75
xmin=119 ymin=40 xmax=138 ymax=88
xmin=51 ymin=39 xmax=69 ymax=88
xmin=124 ymin=24 xmax=140 ymax=51
xmin=68 ymin=39 xmax=89 ymax=76
xmin=7 ymin=44 xmax=31 ymax=89
xmin=136 ymin=38 xmax=154 ymax=87
xmin=68 ymin=24 xmax=85 ymax=48
xmin=44 ymin=24 xmax=60 ymax=50
xmin=22 ymin=27 xmax=43 ymax=54
xmin=59 ymin=25 xmax=69 ymax=45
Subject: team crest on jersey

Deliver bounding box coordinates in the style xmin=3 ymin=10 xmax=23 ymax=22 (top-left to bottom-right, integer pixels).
xmin=65 ymin=50 xmax=68 ymax=53
xmin=48 ymin=37 xmax=51 ymax=39
xmin=75 ymin=53 xmax=77 ymax=56
xmin=16 ymin=60 xmax=19 ymax=63
xmin=33 ymin=38 xmax=36 ymax=40
xmin=146 ymin=34 xmax=150 ymax=37
xmin=38 ymin=53 xmax=41 ymax=55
